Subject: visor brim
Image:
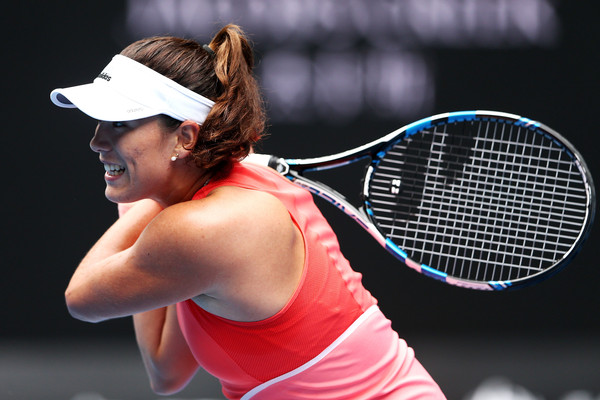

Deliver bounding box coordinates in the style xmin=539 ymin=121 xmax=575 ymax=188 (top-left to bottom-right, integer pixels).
xmin=50 ymin=83 xmax=160 ymax=122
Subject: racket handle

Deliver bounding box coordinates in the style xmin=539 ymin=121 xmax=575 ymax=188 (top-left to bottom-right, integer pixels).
xmin=244 ymin=153 xmax=289 ymax=174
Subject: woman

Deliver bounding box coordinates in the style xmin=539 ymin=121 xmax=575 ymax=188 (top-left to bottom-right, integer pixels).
xmin=51 ymin=24 xmax=446 ymax=399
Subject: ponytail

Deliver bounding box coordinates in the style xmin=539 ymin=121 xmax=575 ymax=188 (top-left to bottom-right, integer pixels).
xmin=120 ymin=24 xmax=266 ymax=176
xmin=195 ymin=24 xmax=266 ymax=175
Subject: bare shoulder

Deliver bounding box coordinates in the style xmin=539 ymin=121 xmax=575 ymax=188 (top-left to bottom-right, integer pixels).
xmin=141 ymin=186 xmax=292 ymax=259
xmin=136 ymin=186 xmax=304 ymax=320
xmin=162 ymin=186 xmax=293 ymax=243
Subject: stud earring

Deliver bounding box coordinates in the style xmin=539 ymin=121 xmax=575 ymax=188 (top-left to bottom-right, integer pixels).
xmin=171 ymin=153 xmax=179 ymax=162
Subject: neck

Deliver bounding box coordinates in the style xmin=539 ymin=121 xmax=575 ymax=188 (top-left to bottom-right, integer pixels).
xmin=154 ymin=167 xmax=214 ymax=208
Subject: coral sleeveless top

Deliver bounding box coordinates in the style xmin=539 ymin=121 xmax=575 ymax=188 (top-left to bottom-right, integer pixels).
xmin=176 ymin=162 xmax=445 ymax=399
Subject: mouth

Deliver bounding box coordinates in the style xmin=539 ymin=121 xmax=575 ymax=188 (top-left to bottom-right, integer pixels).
xmin=104 ymin=163 xmax=126 ymax=176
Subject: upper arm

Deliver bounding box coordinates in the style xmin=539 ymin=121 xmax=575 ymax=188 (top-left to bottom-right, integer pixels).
xmin=65 ymin=198 xmax=227 ymax=321
xmin=90 ymin=203 xmax=230 ymax=318
xmin=66 ymin=187 xmax=302 ymax=322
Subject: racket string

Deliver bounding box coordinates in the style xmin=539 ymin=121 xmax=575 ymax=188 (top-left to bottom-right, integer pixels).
xmin=368 ymin=119 xmax=588 ymax=283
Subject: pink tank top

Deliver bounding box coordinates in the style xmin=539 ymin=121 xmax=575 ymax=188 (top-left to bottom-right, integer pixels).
xmin=176 ymin=162 xmax=445 ymax=399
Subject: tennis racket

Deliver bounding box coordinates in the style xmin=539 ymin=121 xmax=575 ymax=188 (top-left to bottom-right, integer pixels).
xmin=246 ymin=110 xmax=595 ymax=290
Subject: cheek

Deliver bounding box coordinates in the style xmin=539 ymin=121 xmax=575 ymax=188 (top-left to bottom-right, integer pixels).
xmin=132 ymin=147 xmax=145 ymax=158
xmin=135 ymin=147 xmax=172 ymax=177
xmin=130 ymin=144 xmax=151 ymax=160
xmin=129 ymin=143 xmax=167 ymax=166
xmin=123 ymin=132 xmax=173 ymax=173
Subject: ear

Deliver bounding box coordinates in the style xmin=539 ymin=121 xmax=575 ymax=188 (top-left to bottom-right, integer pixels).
xmin=175 ymin=120 xmax=201 ymax=158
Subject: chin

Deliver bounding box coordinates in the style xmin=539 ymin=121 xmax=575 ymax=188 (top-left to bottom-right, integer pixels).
xmin=104 ymin=189 xmax=138 ymax=205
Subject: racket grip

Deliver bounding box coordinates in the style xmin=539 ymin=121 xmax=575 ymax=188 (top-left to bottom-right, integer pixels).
xmin=243 ymin=153 xmax=275 ymax=166
xmin=243 ymin=153 xmax=287 ymax=172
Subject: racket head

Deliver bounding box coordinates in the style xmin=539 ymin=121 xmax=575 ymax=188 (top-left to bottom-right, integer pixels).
xmin=363 ymin=111 xmax=595 ymax=290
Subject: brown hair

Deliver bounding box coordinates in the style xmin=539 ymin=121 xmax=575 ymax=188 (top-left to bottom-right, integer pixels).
xmin=120 ymin=24 xmax=266 ymax=175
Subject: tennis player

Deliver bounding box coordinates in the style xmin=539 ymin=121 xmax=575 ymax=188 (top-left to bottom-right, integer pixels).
xmin=50 ymin=24 xmax=446 ymax=399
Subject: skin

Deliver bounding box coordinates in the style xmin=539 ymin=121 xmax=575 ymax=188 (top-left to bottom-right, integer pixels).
xmin=65 ymin=117 xmax=305 ymax=394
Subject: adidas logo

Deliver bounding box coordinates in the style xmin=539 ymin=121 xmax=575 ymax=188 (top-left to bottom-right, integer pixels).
xmin=97 ymin=72 xmax=111 ymax=81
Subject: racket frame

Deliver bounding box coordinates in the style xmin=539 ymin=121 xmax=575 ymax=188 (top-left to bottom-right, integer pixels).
xmin=248 ymin=110 xmax=595 ymax=290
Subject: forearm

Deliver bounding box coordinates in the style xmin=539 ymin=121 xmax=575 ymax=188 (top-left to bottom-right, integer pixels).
xmin=134 ymin=305 xmax=199 ymax=395
xmin=65 ymin=199 xmax=163 ymax=321
xmin=79 ymin=199 xmax=162 ymax=266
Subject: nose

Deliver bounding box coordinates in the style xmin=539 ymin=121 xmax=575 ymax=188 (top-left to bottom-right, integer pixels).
xmin=90 ymin=122 xmax=111 ymax=153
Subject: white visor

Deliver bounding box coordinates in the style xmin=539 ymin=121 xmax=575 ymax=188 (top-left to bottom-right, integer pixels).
xmin=50 ymin=54 xmax=215 ymax=124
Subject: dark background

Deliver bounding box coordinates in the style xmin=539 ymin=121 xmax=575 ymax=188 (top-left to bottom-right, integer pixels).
xmin=2 ymin=1 xmax=598 ymax=399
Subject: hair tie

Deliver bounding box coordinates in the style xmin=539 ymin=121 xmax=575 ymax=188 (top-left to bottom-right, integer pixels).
xmin=202 ymin=44 xmax=216 ymax=58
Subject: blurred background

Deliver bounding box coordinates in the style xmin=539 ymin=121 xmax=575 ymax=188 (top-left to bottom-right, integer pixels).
xmin=2 ymin=1 xmax=598 ymax=399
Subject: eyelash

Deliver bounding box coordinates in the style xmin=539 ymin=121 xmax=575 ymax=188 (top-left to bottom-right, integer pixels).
xmin=112 ymin=122 xmax=126 ymax=128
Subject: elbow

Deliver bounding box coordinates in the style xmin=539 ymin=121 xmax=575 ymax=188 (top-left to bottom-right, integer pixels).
xmin=146 ymin=364 xmax=197 ymax=396
xmin=150 ymin=384 xmax=179 ymax=396
xmin=64 ymin=287 xmax=105 ymax=323
xmin=149 ymin=377 xmax=189 ymax=396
